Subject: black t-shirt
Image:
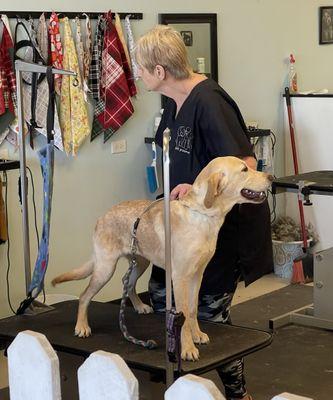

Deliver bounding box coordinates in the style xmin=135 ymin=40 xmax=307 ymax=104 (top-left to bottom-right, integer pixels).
xmin=152 ymin=78 xmax=273 ymax=294
xmin=155 ymin=79 xmax=253 ymax=191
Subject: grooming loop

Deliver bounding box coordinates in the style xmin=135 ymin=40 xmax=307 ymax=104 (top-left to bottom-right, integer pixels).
xmin=118 ymin=196 xmax=185 ymax=372
xmin=166 ymin=309 xmax=185 ymax=372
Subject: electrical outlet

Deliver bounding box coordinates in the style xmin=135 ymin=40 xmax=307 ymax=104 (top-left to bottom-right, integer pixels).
xmin=111 ymin=139 xmax=127 ymax=154
xmin=0 ymin=148 xmax=9 ymax=160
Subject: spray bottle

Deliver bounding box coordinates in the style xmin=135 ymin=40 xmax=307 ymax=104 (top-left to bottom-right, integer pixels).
xmin=289 ymin=54 xmax=298 ymax=93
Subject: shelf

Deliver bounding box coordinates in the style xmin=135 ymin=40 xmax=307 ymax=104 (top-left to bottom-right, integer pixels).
xmin=282 ymin=93 xmax=333 ymax=98
xmin=0 ymin=160 xmax=20 ymax=172
xmin=247 ymin=129 xmax=271 ymax=138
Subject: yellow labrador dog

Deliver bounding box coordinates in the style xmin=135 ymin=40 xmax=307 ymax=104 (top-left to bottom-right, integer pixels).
xmin=52 ymin=156 xmax=272 ymax=361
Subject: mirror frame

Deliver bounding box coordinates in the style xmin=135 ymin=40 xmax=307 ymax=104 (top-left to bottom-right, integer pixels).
xmin=158 ymin=13 xmax=218 ymax=82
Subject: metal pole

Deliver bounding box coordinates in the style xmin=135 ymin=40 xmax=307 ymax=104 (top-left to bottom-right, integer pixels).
xmin=163 ymin=128 xmax=174 ymax=387
xmin=15 ymin=60 xmax=77 ymax=76
xmin=16 ymin=67 xmax=31 ymax=295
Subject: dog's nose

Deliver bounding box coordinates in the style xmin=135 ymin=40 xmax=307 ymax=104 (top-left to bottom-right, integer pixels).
xmin=267 ymin=174 xmax=274 ymax=182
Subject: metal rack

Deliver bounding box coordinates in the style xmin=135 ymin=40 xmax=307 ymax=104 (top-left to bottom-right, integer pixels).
xmin=15 ymin=60 xmax=76 ymax=302
xmin=270 ymin=172 xmax=333 ymax=331
xmin=0 ymin=11 xmax=143 ymax=20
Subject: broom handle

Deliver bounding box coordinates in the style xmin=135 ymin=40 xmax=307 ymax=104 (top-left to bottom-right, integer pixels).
xmin=284 ymin=87 xmax=308 ymax=250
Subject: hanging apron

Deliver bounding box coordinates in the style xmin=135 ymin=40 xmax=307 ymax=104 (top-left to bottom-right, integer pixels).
xmin=114 ymin=13 xmax=131 ymax=72
xmin=0 ymin=174 xmax=8 ymax=244
xmin=91 ymin=11 xmax=134 ymax=143
xmin=88 ymin=14 xmax=105 ymax=102
xmin=0 ymin=17 xmax=17 ymax=146
xmin=49 ymin=11 xmax=64 ymax=95
xmin=59 ymin=17 xmax=90 ymax=156
xmin=82 ymin=13 xmax=92 ymax=92
xmin=36 ymin=13 xmax=49 ymax=64
xmin=74 ymin=16 xmax=89 ymax=101
xmin=13 ymin=20 xmax=64 ymax=151
xmin=124 ymin=15 xmax=139 ymax=80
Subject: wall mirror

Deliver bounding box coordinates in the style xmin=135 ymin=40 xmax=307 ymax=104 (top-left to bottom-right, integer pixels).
xmin=159 ymin=13 xmax=218 ymax=107
xmin=159 ymin=13 xmax=218 ymax=81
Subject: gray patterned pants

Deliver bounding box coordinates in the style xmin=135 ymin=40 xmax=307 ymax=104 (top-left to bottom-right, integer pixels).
xmin=149 ymin=278 xmax=247 ymax=399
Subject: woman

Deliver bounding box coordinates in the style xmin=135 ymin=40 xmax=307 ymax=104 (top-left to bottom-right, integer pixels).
xmin=135 ymin=25 xmax=273 ymax=400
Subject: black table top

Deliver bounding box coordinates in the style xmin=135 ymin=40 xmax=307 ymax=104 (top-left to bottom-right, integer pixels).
xmin=272 ymin=171 xmax=333 ymax=195
xmin=0 ymin=300 xmax=272 ymax=376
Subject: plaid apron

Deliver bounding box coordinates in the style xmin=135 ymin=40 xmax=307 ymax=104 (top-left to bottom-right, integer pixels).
xmin=91 ymin=11 xmax=134 ymax=143
xmin=88 ymin=14 xmax=105 ymax=102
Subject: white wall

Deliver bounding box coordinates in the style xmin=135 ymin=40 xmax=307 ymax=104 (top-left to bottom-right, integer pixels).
xmin=171 ymin=23 xmax=212 ymax=74
xmin=1 ymin=0 xmax=333 ymax=318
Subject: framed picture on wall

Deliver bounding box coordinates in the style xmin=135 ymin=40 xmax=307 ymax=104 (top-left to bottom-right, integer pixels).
xmin=180 ymin=31 xmax=193 ymax=46
xmin=319 ymin=6 xmax=333 ymax=44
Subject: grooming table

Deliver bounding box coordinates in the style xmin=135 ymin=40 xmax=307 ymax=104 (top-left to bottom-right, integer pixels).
xmin=272 ymin=171 xmax=333 ymax=197
xmin=0 ymin=300 xmax=271 ymax=377
xmin=271 ymin=171 xmax=333 ymax=330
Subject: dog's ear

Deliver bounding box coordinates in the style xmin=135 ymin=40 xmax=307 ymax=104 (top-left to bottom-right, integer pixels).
xmin=204 ymin=172 xmax=227 ymax=208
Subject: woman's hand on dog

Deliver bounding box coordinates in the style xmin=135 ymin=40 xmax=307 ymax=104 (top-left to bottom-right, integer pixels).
xmin=170 ymin=183 xmax=192 ymax=200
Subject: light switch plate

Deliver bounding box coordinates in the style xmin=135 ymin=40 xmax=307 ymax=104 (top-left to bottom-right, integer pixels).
xmin=111 ymin=139 xmax=127 ymax=154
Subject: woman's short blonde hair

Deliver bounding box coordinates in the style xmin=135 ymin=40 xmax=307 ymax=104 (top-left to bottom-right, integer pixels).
xmin=135 ymin=25 xmax=192 ymax=80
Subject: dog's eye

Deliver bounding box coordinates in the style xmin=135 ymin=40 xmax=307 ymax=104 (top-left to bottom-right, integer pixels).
xmin=242 ymin=166 xmax=248 ymax=172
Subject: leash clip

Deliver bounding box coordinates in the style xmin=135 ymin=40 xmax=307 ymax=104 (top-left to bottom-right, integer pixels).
xmin=130 ymin=236 xmax=137 ymax=255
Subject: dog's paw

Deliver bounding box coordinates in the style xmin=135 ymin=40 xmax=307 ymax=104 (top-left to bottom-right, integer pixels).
xmin=181 ymin=345 xmax=200 ymax=361
xmin=181 ymin=346 xmax=199 ymax=361
xmin=135 ymin=303 xmax=154 ymax=314
xmin=75 ymin=324 xmax=92 ymax=338
xmin=192 ymin=330 xmax=210 ymax=345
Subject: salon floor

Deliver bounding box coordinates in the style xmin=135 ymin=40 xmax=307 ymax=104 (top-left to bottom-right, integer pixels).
xmin=1 ymin=274 xmax=321 ymax=400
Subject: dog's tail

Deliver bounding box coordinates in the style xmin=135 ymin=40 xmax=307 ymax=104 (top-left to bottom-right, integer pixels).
xmin=51 ymin=259 xmax=94 ymax=286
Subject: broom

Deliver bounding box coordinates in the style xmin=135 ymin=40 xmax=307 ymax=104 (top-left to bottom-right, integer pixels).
xmin=284 ymin=87 xmax=313 ymax=284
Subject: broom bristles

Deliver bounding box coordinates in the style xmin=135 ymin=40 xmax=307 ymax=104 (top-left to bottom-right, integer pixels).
xmin=291 ymin=259 xmax=306 ymax=284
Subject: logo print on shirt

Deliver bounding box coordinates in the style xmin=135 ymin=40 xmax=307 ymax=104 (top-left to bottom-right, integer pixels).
xmin=175 ymin=126 xmax=193 ymax=154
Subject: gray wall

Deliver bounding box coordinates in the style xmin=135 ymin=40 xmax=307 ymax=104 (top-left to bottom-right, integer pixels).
xmin=1 ymin=0 xmax=333 ymax=318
